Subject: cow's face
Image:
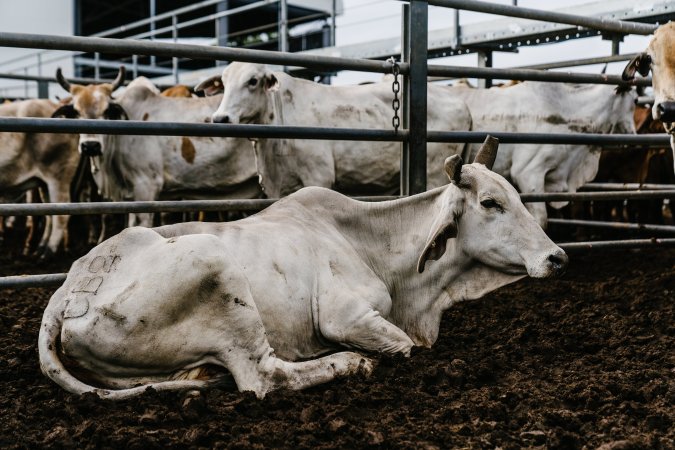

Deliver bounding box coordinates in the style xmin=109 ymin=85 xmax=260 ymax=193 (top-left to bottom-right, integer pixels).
xmin=418 ymin=137 xmax=567 ymax=279
xmin=51 ymin=67 xmax=128 ymax=157
xmin=623 ymin=23 xmax=675 ymax=131
xmin=196 ymin=62 xmax=278 ymax=125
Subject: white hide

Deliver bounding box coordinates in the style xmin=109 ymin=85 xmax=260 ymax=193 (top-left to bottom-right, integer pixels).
xmin=82 ymin=77 xmax=261 ymax=227
xmin=446 ymin=82 xmax=636 ymax=226
xmin=39 ymin=157 xmax=567 ymax=399
xmin=205 ymin=62 xmax=473 ymax=197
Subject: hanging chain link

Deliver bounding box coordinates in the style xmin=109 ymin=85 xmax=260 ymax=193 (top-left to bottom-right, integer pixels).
xmin=387 ymin=57 xmax=401 ymax=133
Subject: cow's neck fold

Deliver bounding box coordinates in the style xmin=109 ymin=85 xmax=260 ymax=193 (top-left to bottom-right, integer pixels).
xmin=328 ymin=187 xmax=475 ymax=346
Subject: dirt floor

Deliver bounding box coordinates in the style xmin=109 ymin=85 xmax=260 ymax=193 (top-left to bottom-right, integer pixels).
xmin=0 ymin=232 xmax=673 ymax=449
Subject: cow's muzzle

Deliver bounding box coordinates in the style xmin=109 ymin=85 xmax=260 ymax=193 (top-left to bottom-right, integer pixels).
xmin=546 ymin=249 xmax=568 ymax=277
xmin=80 ymin=141 xmax=102 ymax=156
xmin=655 ymin=102 xmax=675 ymax=123
xmin=212 ymin=114 xmax=231 ymax=124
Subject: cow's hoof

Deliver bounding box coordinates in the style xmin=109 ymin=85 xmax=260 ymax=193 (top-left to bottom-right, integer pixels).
xmin=358 ymin=357 xmax=374 ymax=376
xmin=38 ymin=248 xmax=56 ymax=262
xmin=181 ymin=390 xmax=208 ymax=422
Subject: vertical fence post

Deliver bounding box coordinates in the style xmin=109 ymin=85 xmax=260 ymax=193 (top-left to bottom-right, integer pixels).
xmin=400 ymin=3 xmax=410 ymax=196
xmin=172 ymin=15 xmax=179 ymax=83
xmin=408 ymin=0 xmax=428 ymax=194
xmin=37 ymin=81 xmax=49 ymax=99
xmin=94 ymin=52 xmax=100 ymax=80
xmin=477 ymin=50 xmax=492 ymax=88
xmin=149 ymin=0 xmax=156 ymax=67
xmin=279 ymin=0 xmax=288 ymax=53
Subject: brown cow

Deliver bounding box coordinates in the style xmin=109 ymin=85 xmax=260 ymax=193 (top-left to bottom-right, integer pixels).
xmin=160 ymin=84 xmax=193 ymax=98
xmin=0 ymin=99 xmax=79 ymax=256
xmin=623 ymin=22 xmax=675 ymax=172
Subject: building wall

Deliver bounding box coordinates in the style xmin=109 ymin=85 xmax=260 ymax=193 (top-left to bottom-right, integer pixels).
xmin=0 ymin=0 xmax=74 ymax=100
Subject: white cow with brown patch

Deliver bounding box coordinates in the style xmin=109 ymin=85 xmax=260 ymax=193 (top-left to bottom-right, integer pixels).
xmin=196 ymin=62 xmax=472 ymax=197
xmin=444 ymin=81 xmax=636 ymax=227
xmin=0 ymin=99 xmax=78 ymax=256
xmin=39 ymin=137 xmax=567 ymax=399
xmin=53 ymin=68 xmax=260 ymax=228
xmin=623 ymin=22 xmax=675 ymax=172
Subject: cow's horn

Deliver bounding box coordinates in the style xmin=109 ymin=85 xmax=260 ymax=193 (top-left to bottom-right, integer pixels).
xmin=110 ymin=66 xmax=126 ymax=91
xmin=473 ymin=135 xmax=499 ymax=170
xmin=55 ymin=68 xmax=71 ymax=92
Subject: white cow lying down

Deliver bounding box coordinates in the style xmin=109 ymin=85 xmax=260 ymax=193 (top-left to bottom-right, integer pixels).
xmin=39 ymin=138 xmax=567 ymax=399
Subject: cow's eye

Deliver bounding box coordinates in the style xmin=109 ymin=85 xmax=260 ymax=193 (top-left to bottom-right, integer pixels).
xmin=480 ymin=198 xmax=502 ymax=210
xmin=248 ymin=77 xmax=258 ymax=87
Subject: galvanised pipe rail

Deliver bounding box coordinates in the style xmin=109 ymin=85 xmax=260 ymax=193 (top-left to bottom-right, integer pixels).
xmin=0 ymin=118 xmax=670 ymax=147
xmin=426 ymin=131 xmax=669 ymax=146
xmin=0 ymin=32 xmax=655 ymax=86
xmin=0 ymin=32 xmax=400 ymax=75
xmin=0 ymin=273 xmax=67 ymax=289
xmin=0 ymin=197 xmax=398 ymax=216
xmin=520 ymin=190 xmax=675 ymax=202
xmin=1 ymin=191 xmax=674 ymax=216
xmin=549 ymin=218 xmax=675 ymax=234
xmin=426 ymin=64 xmax=651 ymax=86
xmin=425 ymin=0 xmax=657 ymax=35
xmin=582 ymin=183 xmax=675 ymax=191
xmin=2 ymin=238 xmax=674 ymax=290
xmin=560 ymin=238 xmax=675 ymax=252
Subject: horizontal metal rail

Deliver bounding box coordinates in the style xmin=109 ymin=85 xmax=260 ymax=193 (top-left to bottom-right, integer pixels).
xmin=0 ymin=32 xmax=654 ymax=85
xmin=0 ymin=32 xmax=399 ymax=75
xmin=549 ymin=218 xmax=675 ymax=234
xmin=0 ymin=273 xmax=67 ymax=289
xmin=0 ymin=197 xmax=396 ymax=216
xmin=0 ymin=118 xmax=670 ymax=147
xmin=519 ymin=190 xmax=675 ymax=202
xmin=2 ymin=238 xmax=673 ymax=289
xmin=426 ymin=0 xmax=657 ymax=35
xmin=1 ymin=191 xmax=674 ymax=216
xmin=426 ymin=64 xmax=650 ymax=86
xmin=559 ymin=238 xmax=675 ymax=252
xmin=582 ymin=183 xmax=675 ymax=191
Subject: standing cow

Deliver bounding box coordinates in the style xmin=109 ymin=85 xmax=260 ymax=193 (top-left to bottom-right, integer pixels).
xmin=39 ymin=137 xmax=568 ymax=399
xmin=0 ymin=99 xmax=78 ymax=257
xmin=445 ymin=82 xmax=636 ymax=227
xmin=53 ymin=67 xmax=261 ymax=229
xmin=195 ymin=62 xmax=472 ymax=197
xmin=622 ymin=22 xmax=675 ymax=172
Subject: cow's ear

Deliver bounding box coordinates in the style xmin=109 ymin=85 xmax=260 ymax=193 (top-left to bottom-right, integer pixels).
xmin=622 ymin=53 xmax=651 ymax=81
xmin=444 ymin=154 xmax=463 ymax=185
xmin=195 ymin=75 xmax=224 ymax=96
xmin=51 ymin=104 xmax=78 ymax=119
xmin=417 ymin=202 xmax=460 ymax=273
xmin=103 ymin=102 xmax=128 ymax=121
xmin=265 ymin=73 xmax=279 ymax=92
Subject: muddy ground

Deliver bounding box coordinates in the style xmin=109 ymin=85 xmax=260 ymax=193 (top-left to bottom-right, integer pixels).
xmin=0 ymin=229 xmax=673 ymax=449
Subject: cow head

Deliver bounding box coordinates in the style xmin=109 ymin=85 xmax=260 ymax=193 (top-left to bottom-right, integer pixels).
xmin=51 ymin=67 xmax=128 ymax=157
xmin=417 ymin=136 xmax=567 ymax=279
xmin=195 ymin=62 xmax=279 ymax=124
xmin=623 ymin=23 xmax=675 ymax=135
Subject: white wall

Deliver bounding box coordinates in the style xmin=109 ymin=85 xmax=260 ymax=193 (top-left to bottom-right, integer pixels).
xmin=0 ymin=0 xmax=74 ymax=99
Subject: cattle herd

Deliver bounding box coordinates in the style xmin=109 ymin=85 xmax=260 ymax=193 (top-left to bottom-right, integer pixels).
xmin=0 ymin=23 xmax=672 ymax=400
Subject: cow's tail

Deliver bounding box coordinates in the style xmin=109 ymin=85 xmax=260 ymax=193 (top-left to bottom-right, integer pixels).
xmin=38 ymin=291 xmax=216 ymax=400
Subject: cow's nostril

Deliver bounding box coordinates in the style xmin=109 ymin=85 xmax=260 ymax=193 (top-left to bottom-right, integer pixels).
xmin=80 ymin=141 xmax=102 ymax=156
xmin=657 ymin=102 xmax=675 ymax=122
xmin=548 ymin=251 xmax=569 ymax=275
xmin=212 ymin=115 xmax=230 ymax=124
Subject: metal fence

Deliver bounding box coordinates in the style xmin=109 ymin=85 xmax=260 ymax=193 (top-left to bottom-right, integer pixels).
xmin=0 ymin=0 xmax=674 ymax=289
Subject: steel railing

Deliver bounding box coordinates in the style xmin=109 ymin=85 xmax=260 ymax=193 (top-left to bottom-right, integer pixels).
xmin=0 ymin=0 xmax=673 ymax=291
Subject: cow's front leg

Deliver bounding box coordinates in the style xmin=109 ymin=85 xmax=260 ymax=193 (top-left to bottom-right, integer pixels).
xmin=319 ymin=301 xmax=415 ymax=357
xmin=130 ymin=177 xmax=162 ymax=228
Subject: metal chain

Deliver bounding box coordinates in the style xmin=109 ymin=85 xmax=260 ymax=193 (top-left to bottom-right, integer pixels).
xmin=387 ymin=57 xmax=401 ymax=133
